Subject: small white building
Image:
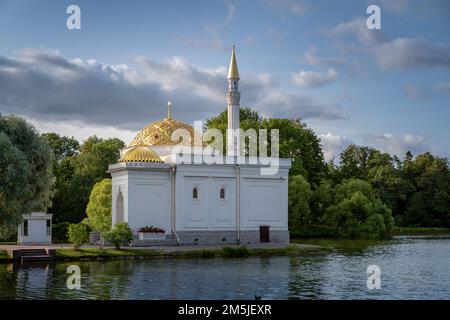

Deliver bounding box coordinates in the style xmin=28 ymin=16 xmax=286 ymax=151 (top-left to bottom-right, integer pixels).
xmin=108 ymin=46 xmax=291 ymax=245
xmin=17 ymin=212 xmax=53 ymax=244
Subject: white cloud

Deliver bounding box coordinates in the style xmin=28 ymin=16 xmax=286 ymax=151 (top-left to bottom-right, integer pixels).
xmin=257 ymin=90 xmax=344 ymax=120
xmin=225 ymin=0 xmax=236 ymax=24
xmin=434 ymin=82 xmax=450 ymax=93
xmin=328 ymin=18 xmax=450 ymax=71
xmin=181 ymin=0 xmax=236 ymax=51
xmin=0 ymin=48 xmax=345 ymax=138
xmin=319 ymin=132 xmax=353 ymax=162
xmin=375 ymin=38 xmax=450 ymax=70
xmin=327 ymin=17 xmax=388 ymax=47
xmin=291 ymin=69 xmax=338 ymax=87
xmin=303 ymin=50 xmax=346 ymax=69
xmin=365 ymin=133 xmax=428 ymax=157
xmin=31 ymin=118 xmax=136 ymax=145
xmin=264 ymin=0 xmax=309 ymax=16
xmin=377 ymin=0 xmax=409 ymax=13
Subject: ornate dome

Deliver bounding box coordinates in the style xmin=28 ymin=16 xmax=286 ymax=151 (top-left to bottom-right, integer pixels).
xmin=128 ymin=117 xmax=203 ymax=147
xmin=120 ymin=145 xmax=163 ymax=163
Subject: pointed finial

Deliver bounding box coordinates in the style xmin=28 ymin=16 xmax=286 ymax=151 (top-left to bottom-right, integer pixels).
xmin=228 ymin=44 xmax=240 ymax=80
xmin=167 ymin=100 xmax=172 ymax=119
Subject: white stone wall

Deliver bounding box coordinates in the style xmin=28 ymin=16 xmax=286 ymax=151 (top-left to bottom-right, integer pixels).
xmin=109 ymin=158 xmax=291 ymax=244
xmin=110 ymin=164 xmax=172 ymax=234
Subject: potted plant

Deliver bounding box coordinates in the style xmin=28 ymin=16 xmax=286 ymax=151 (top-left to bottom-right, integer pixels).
xmin=137 ymin=225 xmax=166 ymax=240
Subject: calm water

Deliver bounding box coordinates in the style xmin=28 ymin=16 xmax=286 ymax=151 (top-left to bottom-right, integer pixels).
xmin=1 ymin=236 xmax=450 ymax=299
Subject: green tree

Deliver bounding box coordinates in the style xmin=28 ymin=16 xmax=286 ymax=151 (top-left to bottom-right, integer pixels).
xmin=262 ymin=118 xmax=326 ymax=186
xmin=400 ymin=152 xmax=450 ymax=227
xmin=104 ymin=222 xmax=133 ymax=250
xmin=323 ymin=179 xmax=394 ymax=238
xmin=42 ymin=133 xmax=81 ymax=224
xmin=288 ymin=175 xmax=313 ymax=229
xmin=0 ymin=115 xmax=55 ymax=239
xmin=86 ymin=178 xmax=112 ymax=236
xmin=68 ymin=223 xmax=89 ymax=250
xmin=42 ymin=133 xmax=80 ymax=161
xmin=45 ymin=136 xmax=124 ymax=224
xmin=309 ymin=180 xmax=335 ymax=224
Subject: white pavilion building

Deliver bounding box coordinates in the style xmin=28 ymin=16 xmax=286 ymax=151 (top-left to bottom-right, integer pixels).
xmin=108 ymin=47 xmax=291 ymax=245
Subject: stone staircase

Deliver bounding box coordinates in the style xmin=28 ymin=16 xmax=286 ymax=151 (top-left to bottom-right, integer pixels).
xmin=131 ymin=234 xmax=179 ymax=247
xmin=14 ymin=249 xmax=54 ymax=264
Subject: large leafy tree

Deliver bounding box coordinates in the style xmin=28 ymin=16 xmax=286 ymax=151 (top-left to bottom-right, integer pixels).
xmin=323 ymin=179 xmax=394 ymax=238
xmin=43 ymin=134 xmax=124 ymax=224
xmin=262 ymin=118 xmax=326 ymax=186
xmin=0 ymin=115 xmax=54 ymax=239
xmin=42 ymin=133 xmax=80 ymax=224
xmin=399 ymin=152 xmax=450 ymax=227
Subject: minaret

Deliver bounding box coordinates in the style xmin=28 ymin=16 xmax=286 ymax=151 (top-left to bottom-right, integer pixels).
xmin=167 ymin=100 xmax=173 ymax=119
xmin=227 ymin=44 xmax=241 ymax=156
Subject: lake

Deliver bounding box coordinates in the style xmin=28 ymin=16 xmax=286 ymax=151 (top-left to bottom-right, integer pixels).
xmin=1 ymin=236 xmax=450 ymax=299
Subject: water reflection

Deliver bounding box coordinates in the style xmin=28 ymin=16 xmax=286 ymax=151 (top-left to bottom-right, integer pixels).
xmin=1 ymin=237 xmax=450 ymax=300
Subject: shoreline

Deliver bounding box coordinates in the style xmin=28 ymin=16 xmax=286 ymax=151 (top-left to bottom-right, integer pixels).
xmin=0 ymin=243 xmax=329 ymax=264
xmin=2 ymin=227 xmax=450 ymax=264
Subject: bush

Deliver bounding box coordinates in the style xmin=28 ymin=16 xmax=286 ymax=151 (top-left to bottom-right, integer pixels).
xmin=52 ymin=222 xmax=70 ymax=243
xmin=289 ymin=225 xmax=336 ymax=238
xmin=104 ymin=222 xmax=133 ymax=250
xmin=222 ymin=246 xmax=250 ymax=258
xmin=67 ymin=223 xmax=89 ymax=250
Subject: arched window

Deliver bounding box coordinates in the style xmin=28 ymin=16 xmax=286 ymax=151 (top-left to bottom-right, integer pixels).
xmin=219 ymin=187 xmax=226 ymax=199
xmin=193 ymin=187 xmax=199 ymax=199
xmin=116 ymin=187 xmax=124 ymax=223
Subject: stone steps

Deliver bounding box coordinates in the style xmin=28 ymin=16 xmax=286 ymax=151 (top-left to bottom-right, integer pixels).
xmin=12 ymin=249 xmax=54 ymax=264
xmin=21 ymin=255 xmax=53 ymax=264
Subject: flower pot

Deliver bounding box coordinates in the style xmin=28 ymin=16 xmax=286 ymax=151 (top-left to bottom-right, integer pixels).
xmin=138 ymin=232 xmax=166 ymax=240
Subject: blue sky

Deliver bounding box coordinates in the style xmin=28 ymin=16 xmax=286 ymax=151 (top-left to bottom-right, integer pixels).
xmin=0 ymin=0 xmax=449 ymax=160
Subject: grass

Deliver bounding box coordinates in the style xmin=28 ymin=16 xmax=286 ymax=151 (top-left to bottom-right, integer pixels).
xmin=52 ymin=244 xmax=328 ymax=262
xmin=0 ymin=250 xmax=11 ymax=262
xmin=55 ymin=248 xmax=164 ymax=260
xmin=290 ymin=225 xmax=336 ymax=239
xmin=391 ymin=227 xmax=450 ymax=235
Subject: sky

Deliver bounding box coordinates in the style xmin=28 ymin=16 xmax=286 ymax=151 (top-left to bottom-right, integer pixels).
xmin=0 ymin=0 xmax=449 ymax=161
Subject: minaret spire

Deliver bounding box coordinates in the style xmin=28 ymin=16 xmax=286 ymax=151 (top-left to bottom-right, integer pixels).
xmin=228 ymin=44 xmax=240 ymax=80
xmin=167 ymin=100 xmax=172 ymax=119
xmin=227 ymin=44 xmax=241 ymax=157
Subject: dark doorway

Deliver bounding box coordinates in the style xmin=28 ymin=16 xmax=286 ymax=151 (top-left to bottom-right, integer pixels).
xmin=259 ymin=225 xmax=270 ymax=243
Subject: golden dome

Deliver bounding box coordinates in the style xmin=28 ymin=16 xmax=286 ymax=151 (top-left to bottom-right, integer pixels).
xmin=120 ymin=145 xmax=163 ymax=163
xmin=128 ymin=117 xmax=202 ymax=147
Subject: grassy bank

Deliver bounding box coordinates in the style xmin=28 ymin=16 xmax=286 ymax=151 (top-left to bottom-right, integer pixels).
xmin=289 ymin=226 xmax=336 ymax=238
xmin=0 ymin=250 xmax=10 ymax=262
xmin=289 ymin=226 xmax=450 ymax=239
xmin=391 ymin=227 xmax=450 ymax=236
xmin=53 ymin=244 xmax=328 ymax=262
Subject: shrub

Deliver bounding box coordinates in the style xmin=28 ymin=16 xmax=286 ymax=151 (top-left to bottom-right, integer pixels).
xmin=52 ymin=222 xmax=70 ymax=243
xmin=138 ymin=226 xmax=165 ymax=233
xmin=222 ymin=246 xmax=250 ymax=258
xmin=68 ymin=223 xmax=89 ymax=250
xmin=104 ymin=222 xmax=133 ymax=250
